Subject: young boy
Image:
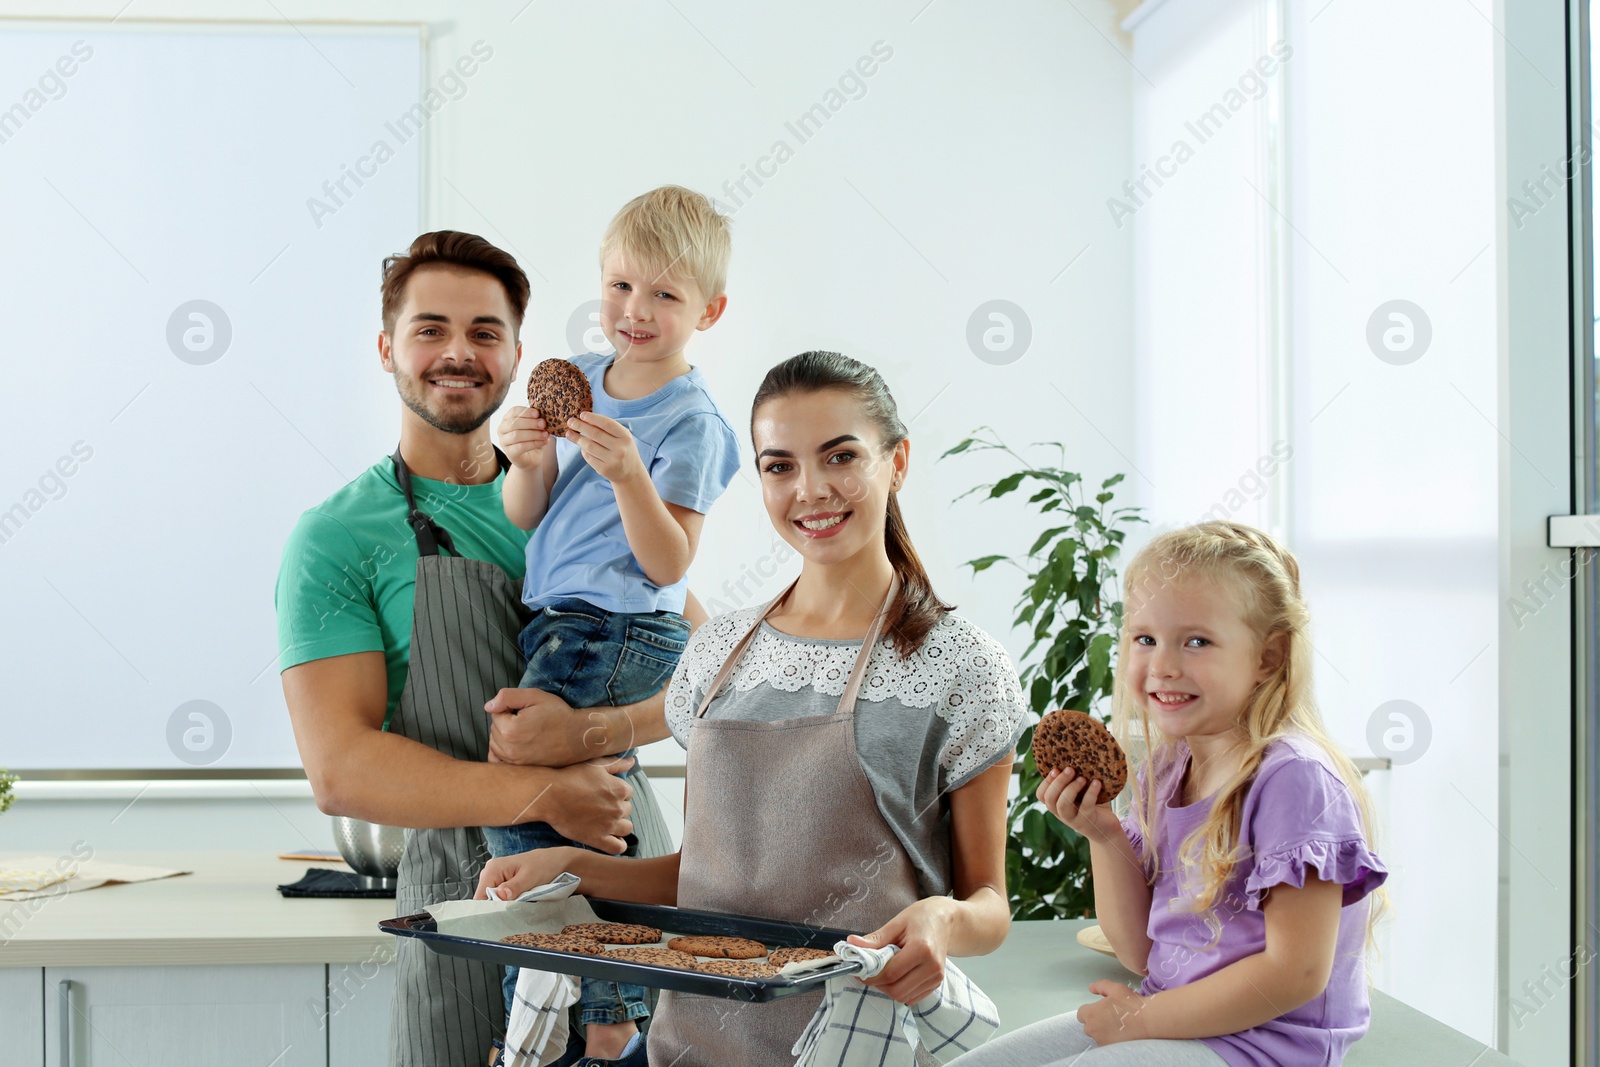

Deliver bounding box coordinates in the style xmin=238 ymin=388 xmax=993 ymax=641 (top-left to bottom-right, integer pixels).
xmin=487 ymin=186 xmax=740 ymax=1066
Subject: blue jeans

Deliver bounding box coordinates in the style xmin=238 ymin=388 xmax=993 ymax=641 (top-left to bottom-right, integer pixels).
xmin=485 ymin=598 xmax=689 ymax=1026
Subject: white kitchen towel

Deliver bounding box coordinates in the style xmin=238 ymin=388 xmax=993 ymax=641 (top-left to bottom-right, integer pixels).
xmin=494 ymin=874 xmax=583 ymax=1067
xmin=792 ymin=941 xmax=1000 ymax=1067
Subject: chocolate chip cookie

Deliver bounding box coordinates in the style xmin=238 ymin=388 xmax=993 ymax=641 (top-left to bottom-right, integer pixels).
xmin=526 ymin=358 xmax=592 ymax=437
xmin=499 ymin=932 xmax=605 ymax=955
xmin=667 ymin=935 xmax=768 ymax=960
xmin=767 ymin=946 xmax=835 ymax=967
xmin=605 ymin=947 xmax=698 ymax=970
xmin=1031 ymin=708 xmax=1128 ymax=801
xmin=694 ymin=958 xmax=781 ymax=978
xmin=560 ymin=922 xmax=662 ymax=945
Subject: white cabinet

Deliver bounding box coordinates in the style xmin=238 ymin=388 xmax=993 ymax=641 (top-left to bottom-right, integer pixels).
xmin=43 ymin=965 xmax=326 ymax=1067
xmin=0 ymin=969 xmax=44 ymax=1067
xmin=325 ymin=959 xmax=395 ymax=1067
xmin=13 ymin=963 xmax=395 ymax=1067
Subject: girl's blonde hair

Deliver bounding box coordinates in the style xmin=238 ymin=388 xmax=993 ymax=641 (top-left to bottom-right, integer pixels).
xmin=1113 ymin=521 xmax=1386 ymax=947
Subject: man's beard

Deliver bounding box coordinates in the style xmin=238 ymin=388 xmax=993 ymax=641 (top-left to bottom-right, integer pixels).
xmin=394 ymin=365 xmax=513 ymax=435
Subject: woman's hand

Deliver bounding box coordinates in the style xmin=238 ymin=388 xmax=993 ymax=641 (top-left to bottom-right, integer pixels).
xmin=846 ymin=897 xmax=954 ymax=1006
xmin=498 ymin=405 xmax=551 ymax=469
xmin=474 ymin=846 xmax=583 ymax=901
xmin=1038 ymin=768 xmax=1124 ymax=844
xmin=1077 ymin=980 xmax=1151 ymax=1045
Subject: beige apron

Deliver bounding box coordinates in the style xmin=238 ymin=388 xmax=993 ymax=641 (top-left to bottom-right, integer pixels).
xmin=648 ymin=577 xmax=925 ymax=1067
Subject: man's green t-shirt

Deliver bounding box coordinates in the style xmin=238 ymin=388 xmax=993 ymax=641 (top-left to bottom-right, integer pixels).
xmin=275 ymin=458 xmax=532 ymax=726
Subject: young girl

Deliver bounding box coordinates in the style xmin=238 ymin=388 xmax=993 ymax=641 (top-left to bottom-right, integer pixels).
xmin=477 ymin=352 xmax=1023 ymax=1066
xmin=952 ymin=521 xmax=1388 ymax=1067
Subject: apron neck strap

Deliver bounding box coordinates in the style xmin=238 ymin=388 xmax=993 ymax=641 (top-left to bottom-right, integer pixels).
xmin=392 ymin=445 xmax=511 ymax=558
xmin=695 ymin=572 xmax=901 ymax=719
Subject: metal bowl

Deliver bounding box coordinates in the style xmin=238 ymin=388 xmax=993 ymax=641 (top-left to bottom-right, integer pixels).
xmin=331 ymin=816 xmax=406 ymax=887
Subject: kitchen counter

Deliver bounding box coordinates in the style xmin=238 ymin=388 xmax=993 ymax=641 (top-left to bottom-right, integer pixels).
xmin=0 ymin=852 xmax=1521 ymax=1065
xmin=0 ymin=850 xmax=394 ymax=968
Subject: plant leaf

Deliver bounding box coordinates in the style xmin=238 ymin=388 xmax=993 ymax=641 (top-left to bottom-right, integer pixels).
xmin=989 ymin=472 xmax=1027 ymax=498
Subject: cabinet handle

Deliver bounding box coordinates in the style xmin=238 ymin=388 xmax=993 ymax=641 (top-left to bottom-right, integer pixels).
xmin=57 ymin=979 xmax=72 ymax=1067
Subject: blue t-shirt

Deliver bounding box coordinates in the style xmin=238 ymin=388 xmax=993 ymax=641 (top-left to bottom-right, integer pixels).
xmin=522 ymin=353 xmax=741 ymax=614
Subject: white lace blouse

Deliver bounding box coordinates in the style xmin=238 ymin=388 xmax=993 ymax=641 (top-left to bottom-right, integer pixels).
xmin=665 ymin=607 xmax=1028 ymax=896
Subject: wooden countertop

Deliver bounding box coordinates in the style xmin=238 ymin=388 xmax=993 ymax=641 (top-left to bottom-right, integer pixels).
xmin=0 ymin=851 xmax=394 ymax=968
xmin=0 ymin=852 xmax=1524 ymax=1064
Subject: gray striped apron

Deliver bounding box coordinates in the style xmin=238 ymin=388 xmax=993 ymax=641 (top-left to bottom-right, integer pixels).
xmin=384 ymin=447 xmax=674 ymax=1066
xmin=386 ymin=446 xmax=522 ymax=1066
xmin=648 ymin=576 xmax=927 ymax=1067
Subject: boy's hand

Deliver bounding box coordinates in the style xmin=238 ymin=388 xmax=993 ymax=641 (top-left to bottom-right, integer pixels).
xmin=498 ymin=405 xmax=552 ymax=469
xmin=567 ymin=412 xmax=645 ymax=485
xmin=474 ymin=845 xmax=582 ymax=901
xmin=1038 ymin=767 xmax=1124 ymax=843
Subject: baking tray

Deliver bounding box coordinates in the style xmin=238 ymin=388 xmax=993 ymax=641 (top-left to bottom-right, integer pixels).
xmin=380 ymin=898 xmax=864 ymax=1002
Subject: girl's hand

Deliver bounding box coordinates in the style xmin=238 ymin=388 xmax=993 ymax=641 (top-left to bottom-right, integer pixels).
xmin=1038 ymin=768 xmax=1124 ymax=843
xmin=847 ymin=898 xmax=952 ymax=1006
xmin=498 ymin=405 xmax=551 ymax=470
xmin=474 ymin=846 xmax=581 ymax=901
xmin=567 ymin=412 xmax=645 ymax=485
xmin=1077 ymin=980 xmax=1151 ymax=1045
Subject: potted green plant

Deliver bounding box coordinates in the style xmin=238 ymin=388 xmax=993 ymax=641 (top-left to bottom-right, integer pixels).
xmin=0 ymin=768 xmax=17 ymax=815
xmin=942 ymin=428 xmax=1144 ymax=920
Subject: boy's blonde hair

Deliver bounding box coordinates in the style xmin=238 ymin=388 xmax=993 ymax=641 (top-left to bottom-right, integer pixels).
xmin=600 ymin=185 xmax=730 ymax=300
xmin=1113 ymin=521 xmax=1387 ymax=950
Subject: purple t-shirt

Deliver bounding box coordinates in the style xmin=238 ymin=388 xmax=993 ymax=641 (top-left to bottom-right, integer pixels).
xmin=1121 ymin=734 xmax=1387 ymax=1067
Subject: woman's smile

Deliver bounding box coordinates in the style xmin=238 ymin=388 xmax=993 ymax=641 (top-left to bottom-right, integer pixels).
xmin=794 ymin=509 xmax=852 ymax=537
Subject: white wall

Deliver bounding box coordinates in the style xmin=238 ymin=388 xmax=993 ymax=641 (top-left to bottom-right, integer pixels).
xmin=0 ymin=0 xmax=1136 ymax=774
xmin=1127 ymin=0 xmax=1500 ymax=1045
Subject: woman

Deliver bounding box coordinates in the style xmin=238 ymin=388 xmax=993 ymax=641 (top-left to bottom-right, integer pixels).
xmin=478 ymin=352 xmax=1025 ymax=1065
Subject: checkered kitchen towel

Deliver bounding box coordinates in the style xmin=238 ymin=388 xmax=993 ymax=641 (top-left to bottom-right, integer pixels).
xmin=488 ymin=873 xmax=584 ymax=1067
xmin=792 ymin=941 xmax=999 ymax=1067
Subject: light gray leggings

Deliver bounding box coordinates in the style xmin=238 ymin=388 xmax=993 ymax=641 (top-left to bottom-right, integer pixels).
xmin=946 ymin=1012 xmax=1228 ymax=1066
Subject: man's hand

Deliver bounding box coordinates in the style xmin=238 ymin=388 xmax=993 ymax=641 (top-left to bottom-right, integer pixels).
xmin=485 ymin=687 xmax=637 ymax=767
xmin=519 ymin=755 xmax=636 ymax=855
xmin=1077 ymin=980 xmax=1152 ymax=1045
xmin=498 ymin=405 xmax=552 ymax=470
xmin=567 ymin=411 xmax=646 ymax=485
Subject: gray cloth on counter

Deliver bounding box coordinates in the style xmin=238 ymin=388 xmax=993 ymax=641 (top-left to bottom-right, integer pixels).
xmin=666 ymin=608 xmax=1028 ymax=898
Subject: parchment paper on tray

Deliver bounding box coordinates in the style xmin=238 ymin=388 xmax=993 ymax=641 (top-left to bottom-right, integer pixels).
xmin=422 ymin=894 xmax=606 ymax=942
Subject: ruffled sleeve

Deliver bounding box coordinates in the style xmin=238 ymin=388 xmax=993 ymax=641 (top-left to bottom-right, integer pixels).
xmin=1244 ymin=838 xmax=1387 ymax=911
xmin=1240 ymin=747 xmax=1388 ymax=911
xmin=934 ymin=617 xmax=1029 ymax=791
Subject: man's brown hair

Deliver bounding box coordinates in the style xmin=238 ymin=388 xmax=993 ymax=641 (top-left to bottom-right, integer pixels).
xmin=381 ymin=231 xmax=530 ymax=334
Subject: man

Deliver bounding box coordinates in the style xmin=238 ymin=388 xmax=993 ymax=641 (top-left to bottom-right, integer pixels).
xmin=277 ymin=231 xmax=654 ymax=1066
